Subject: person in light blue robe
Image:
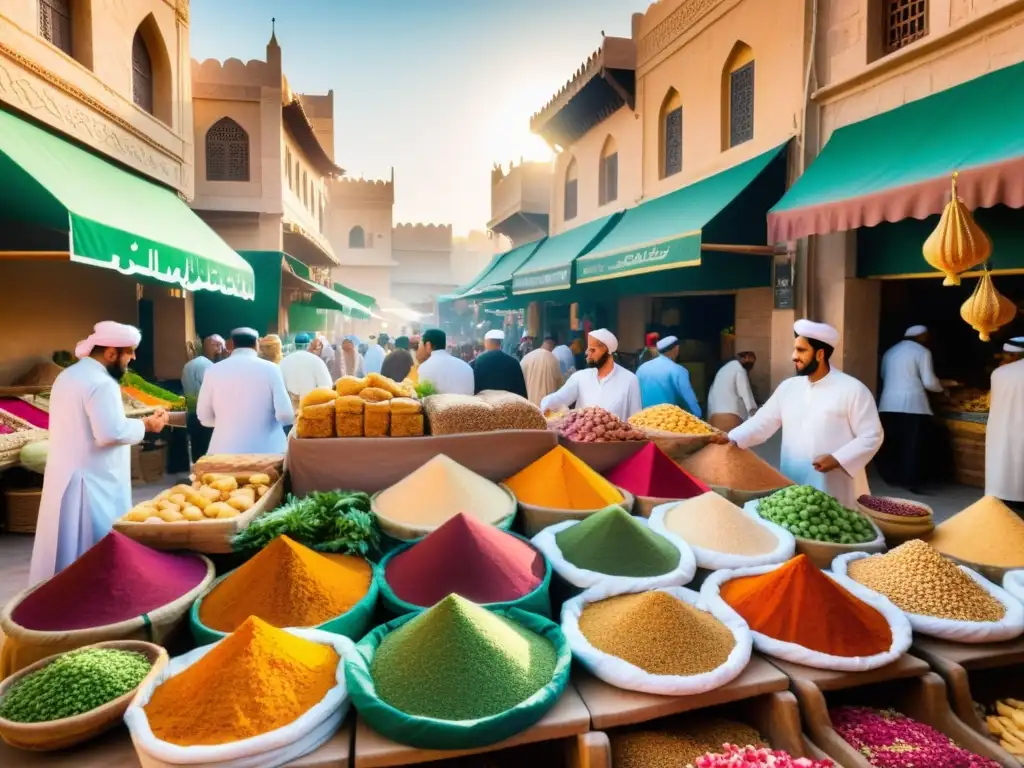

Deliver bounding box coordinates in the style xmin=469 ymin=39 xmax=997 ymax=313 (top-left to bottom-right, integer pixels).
xmin=636 ymin=335 xmax=702 ymax=416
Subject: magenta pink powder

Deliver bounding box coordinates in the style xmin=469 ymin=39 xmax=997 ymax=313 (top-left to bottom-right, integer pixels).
xmin=0 ymin=398 xmax=50 ymax=430
xmin=12 ymin=531 xmax=207 ymax=631
xmin=604 ymin=443 xmax=711 ymax=498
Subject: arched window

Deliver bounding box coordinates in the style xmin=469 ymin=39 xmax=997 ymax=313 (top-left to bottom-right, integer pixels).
xmin=294 ymin=160 xmax=300 ymax=191
xmin=132 ymin=29 xmax=153 ymax=114
xmin=723 ymin=42 xmax=754 ymax=149
xmin=349 ymin=226 xmax=365 ymax=249
xmin=38 ymin=0 xmax=72 ymax=56
xmin=659 ymin=89 xmax=682 ymax=179
xmin=285 ymin=147 xmax=292 ymax=188
xmin=598 ymin=136 xmax=618 ymax=206
xmin=302 ymin=170 xmax=309 ymax=207
xmin=564 ymin=157 xmax=578 ymax=222
xmin=205 ymin=118 xmax=250 ymax=181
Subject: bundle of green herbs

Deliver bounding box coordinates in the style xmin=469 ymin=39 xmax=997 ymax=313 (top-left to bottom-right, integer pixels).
xmin=232 ymin=490 xmax=379 ymax=557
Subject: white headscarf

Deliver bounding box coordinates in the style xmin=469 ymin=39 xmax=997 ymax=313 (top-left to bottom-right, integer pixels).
xmin=588 ymin=328 xmax=618 ymax=354
xmin=74 ymin=321 xmax=142 ymax=359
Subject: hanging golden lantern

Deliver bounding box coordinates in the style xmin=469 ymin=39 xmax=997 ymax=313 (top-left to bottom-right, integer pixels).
xmin=960 ymin=271 xmax=1017 ymax=341
xmin=922 ymin=172 xmax=992 ymax=286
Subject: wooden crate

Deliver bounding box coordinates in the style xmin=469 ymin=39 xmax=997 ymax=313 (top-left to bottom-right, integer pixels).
xmin=112 ymin=477 xmax=285 ymax=553
xmin=942 ymin=418 xmax=986 ymax=489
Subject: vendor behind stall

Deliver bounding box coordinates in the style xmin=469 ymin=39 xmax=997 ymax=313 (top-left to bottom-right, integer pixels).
xmin=986 ymin=337 xmax=1024 ymax=512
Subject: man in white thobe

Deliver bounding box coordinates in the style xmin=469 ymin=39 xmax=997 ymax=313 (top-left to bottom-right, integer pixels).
xmin=198 ymin=328 xmax=295 ymax=454
xmin=30 ymin=322 xmax=169 ymax=585
xmin=363 ymin=333 xmax=388 ymax=375
xmin=521 ymin=335 xmax=565 ymax=406
xmin=708 ymin=352 xmax=758 ymax=432
xmin=416 ymin=328 xmax=474 ymax=395
xmin=716 ymin=320 xmax=884 ymax=508
xmin=877 ymin=325 xmax=944 ymax=493
xmin=280 ymin=332 xmax=333 ymax=401
xmin=986 ymin=337 xmax=1024 ymax=512
xmin=541 ymin=329 xmax=642 ymax=421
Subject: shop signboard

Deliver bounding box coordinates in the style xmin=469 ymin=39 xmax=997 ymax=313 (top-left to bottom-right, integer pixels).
xmin=511 ymin=266 xmax=571 ymax=294
xmin=774 ymin=260 xmax=794 ymax=310
xmin=575 ymin=232 xmax=701 ymax=283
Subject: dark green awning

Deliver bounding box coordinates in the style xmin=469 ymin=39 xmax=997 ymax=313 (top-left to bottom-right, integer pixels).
xmin=576 ymin=143 xmax=788 ymax=284
xmin=332 ymin=282 xmax=376 ymax=309
xmin=282 ymin=270 xmax=371 ymax=318
xmin=511 ymin=214 xmax=621 ymax=294
xmin=457 ymin=240 xmax=546 ymax=300
xmin=769 ymin=61 xmax=1024 ymax=242
xmin=0 ymin=107 xmax=255 ymax=298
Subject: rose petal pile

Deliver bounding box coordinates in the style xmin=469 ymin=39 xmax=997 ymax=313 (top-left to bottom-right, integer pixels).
xmin=553 ymin=407 xmax=647 ymax=443
xmin=693 ymin=745 xmax=834 ymax=767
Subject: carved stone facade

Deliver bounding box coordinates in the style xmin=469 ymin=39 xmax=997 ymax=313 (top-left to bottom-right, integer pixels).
xmin=637 ymin=0 xmax=725 ymax=66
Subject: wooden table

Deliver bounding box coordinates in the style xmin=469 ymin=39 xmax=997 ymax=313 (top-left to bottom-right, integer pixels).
xmin=353 ymin=684 xmax=591 ymax=768
xmin=0 ymin=721 xmax=353 ymax=767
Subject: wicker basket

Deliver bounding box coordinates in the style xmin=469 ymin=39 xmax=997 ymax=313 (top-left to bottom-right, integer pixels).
xmin=4 ymin=488 xmax=43 ymax=534
xmin=131 ymin=442 xmax=166 ymax=485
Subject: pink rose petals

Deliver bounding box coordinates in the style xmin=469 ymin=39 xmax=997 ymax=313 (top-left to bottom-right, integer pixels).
xmin=693 ymin=744 xmax=833 ymax=766
xmin=830 ymin=706 xmax=1000 ymax=768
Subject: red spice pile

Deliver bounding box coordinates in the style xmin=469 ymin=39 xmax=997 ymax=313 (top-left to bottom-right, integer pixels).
xmin=13 ymin=531 xmax=208 ymax=631
xmin=604 ymin=443 xmax=711 ymax=498
xmin=0 ymin=398 xmax=49 ymax=430
xmin=385 ymin=513 xmax=546 ymax=606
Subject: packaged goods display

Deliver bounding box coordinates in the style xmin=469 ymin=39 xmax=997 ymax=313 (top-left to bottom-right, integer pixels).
xmin=477 ymin=390 xmax=548 ymax=431
xmin=297 ymin=389 xmax=338 ymax=439
xmin=756 ymin=486 xmax=876 ymax=544
xmin=554 ymin=506 xmax=681 ymax=577
xmin=143 ymin=617 xmax=339 ymax=746
xmin=11 ymin=532 xmax=208 ymax=631
xmin=857 ymin=495 xmax=931 ymax=517
xmin=0 ymin=648 xmax=151 ymax=723
xmin=369 ymin=595 xmax=557 ymax=720
xmin=927 ymin=496 xmax=1024 ymax=569
xmin=985 ymin=699 xmax=1024 ymax=758
xmin=681 ymin=443 xmax=793 ymax=492
xmin=604 ymin=443 xmax=710 ymax=499
xmin=364 ymin=400 xmax=391 ymax=437
xmin=296 ymin=375 xmax=423 ymax=438
xmin=628 ymin=404 xmax=716 ymax=435
xmin=390 ymin=397 xmax=425 ymax=437
xmin=197 ymin=536 xmax=373 ymax=633
xmin=552 ymin=406 xmax=647 ymax=442
xmin=383 ymin=513 xmax=545 ymax=607
xmin=504 ymin=445 xmax=625 ymax=510
xmin=423 ymin=392 xmax=546 ymax=435
xmin=830 ymin=706 xmax=1000 ymax=768
xmin=609 ymin=717 xmax=766 ymax=768
xmin=121 ymin=472 xmax=274 ymax=523
xmin=662 ymin=493 xmax=780 ymax=557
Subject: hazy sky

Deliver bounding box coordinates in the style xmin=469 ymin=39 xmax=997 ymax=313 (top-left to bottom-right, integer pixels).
xmin=190 ymin=0 xmax=647 ymax=235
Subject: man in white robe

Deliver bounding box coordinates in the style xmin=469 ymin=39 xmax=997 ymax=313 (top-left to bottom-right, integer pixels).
xmin=416 ymin=328 xmax=474 ymax=395
xmin=986 ymin=337 xmax=1024 ymax=511
xmin=280 ymin=332 xmax=333 ymax=401
xmin=198 ymin=328 xmax=295 ymax=454
xmin=715 ymin=320 xmax=884 ymax=508
xmin=30 ymin=321 xmax=169 ymax=585
xmin=521 ymin=335 xmax=564 ymax=406
xmin=541 ymin=329 xmax=642 ymax=421
xmin=708 ymin=351 xmax=758 ymax=432
xmin=363 ymin=333 xmax=388 ymax=375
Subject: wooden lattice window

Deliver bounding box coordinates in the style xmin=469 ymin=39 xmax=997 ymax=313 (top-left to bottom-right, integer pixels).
xmin=349 ymin=226 xmax=365 ymax=249
xmin=664 ymin=107 xmax=682 ymax=177
xmin=564 ymin=158 xmax=578 ymax=222
xmin=729 ymin=62 xmax=754 ymax=148
xmin=132 ymin=31 xmax=153 ymax=114
xmin=39 ymin=0 xmax=72 ymax=55
xmin=885 ymin=0 xmax=928 ymax=54
xmin=205 ymin=118 xmax=250 ymax=182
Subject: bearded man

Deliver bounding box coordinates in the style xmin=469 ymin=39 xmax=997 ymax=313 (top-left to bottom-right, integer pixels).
xmin=540 ymin=329 xmax=641 ymax=421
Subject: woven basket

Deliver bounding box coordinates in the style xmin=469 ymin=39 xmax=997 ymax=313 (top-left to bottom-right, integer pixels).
xmin=131 ymin=442 xmax=166 ymax=485
xmin=4 ymin=488 xmax=42 ymax=534
xmin=0 ymin=409 xmax=47 ymax=468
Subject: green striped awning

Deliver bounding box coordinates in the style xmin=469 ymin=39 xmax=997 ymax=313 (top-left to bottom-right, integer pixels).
xmin=456 ymin=240 xmax=546 ymax=300
xmin=511 ymin=214 xmax=621 ymax=294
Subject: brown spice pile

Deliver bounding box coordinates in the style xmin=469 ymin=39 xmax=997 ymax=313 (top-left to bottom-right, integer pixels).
xmin=681 ymin=443 xmax=793 ymax=491
xmin=579 ymin=592 xmax=735 ymax=675
xmin=847 ymin=539 xmax=1006 ymax=622
xmin=611 ymin=717 xmax=766 ymax=768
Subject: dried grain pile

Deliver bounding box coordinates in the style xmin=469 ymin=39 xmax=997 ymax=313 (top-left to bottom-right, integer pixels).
xmin=663 ymin=493 xmax=778 ymax=556
xmin=928 ymin=496 xmax=1024 ymax=568
xmin=681 ymin=443 xmax=792 ymax=491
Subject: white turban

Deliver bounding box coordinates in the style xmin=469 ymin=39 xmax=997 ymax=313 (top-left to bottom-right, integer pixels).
xmin=905 ymin=325 xmax=928 ymax=338
xmin=656 ymin=335 xmax=679 ymax=352
xmin=1004 ymin=337 xmax=1024 ymax=354
xmin=794 ymin=319 xmax=839 ymax=348
xmin=231 ymin=327 xmax=259 ymax=340
xmin=74 ymin=321 xmax=142 ymax=359
xmin=588 ymin=328 xmax=618 ymax=354
xmin=485 ymin=329 xmax=505 ymax=341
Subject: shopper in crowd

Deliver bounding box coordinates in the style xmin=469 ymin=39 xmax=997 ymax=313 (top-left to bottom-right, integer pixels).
xmin=337 ymin=335 xmax=365 ymax=379
xmin=551 ymin=337 xmax=575 ymax=377
xmin=417 ymin=328 xmax=474 ymax=395
xmin=637 ymin=331 xmax=661 ymax=366
xmin=363 ymin=333 xmax=388 ymax=374
xmin=30 ymin=321 xmax=168 ymax=585
xmin=197 ymin=327 xmax=294 ymax=454
xmin=707 ymin=351 xmax=758 ymax=432
xmin=986 ymin=336 xmax=1024 ymax=512
xmin=570 ymin=336 xmax=587 ymax=372
xmin=541 ymin=329 xmax=642 ymax=421
xmin=381 ymin=336 xmax=416 ymax=383
xmin=876 ymin=325 xmax=945 ymax=493
xmin=517 ymin=332 xmax=534 ymax=360
xmin=713 ymin=320 xmax=883 ymax=508
xmin=181 ymin=334 xmax=225 ymax=460
xmin=472 ymin=329 xmax=528 ymax=397
xmin=313 ymin=333 xmax=335 ymax=373
xmin=636 ymin=336 xmax=702 ymax=415
xmin=520 ymin=334 xmax=564 ymax=406
xmin=279 ymin=332 xmax=333 ymax=403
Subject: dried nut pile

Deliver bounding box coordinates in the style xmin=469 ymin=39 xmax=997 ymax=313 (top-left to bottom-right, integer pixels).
xmin=629 ymin=404 xmax=715 ymax=436
xmin=423 ymin=393 xmax=545 ymax=435
xmin=553 ymin=407 xmax=647 ymax=442
xmin=847 ymin=540 xmax=1005 ymax=622
xmin=610 ymin=718 xmax=766 ymax=768
xmin=476 ymin=390 xmax=547 ymax=431
xmin=858 ymin=495 xmax=929 ymax=518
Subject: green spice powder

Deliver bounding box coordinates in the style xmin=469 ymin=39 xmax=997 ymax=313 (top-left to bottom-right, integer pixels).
xmin=0 ymin=648 xmax=152 ymax=723
xmin=555 ymin=505 xmax=680 ymax=577
xmin=370 ymin=594 xmax=557 ymax=720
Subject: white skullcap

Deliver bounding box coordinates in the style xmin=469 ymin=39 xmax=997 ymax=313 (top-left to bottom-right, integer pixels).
xmin=905 ymin=325 xmax=928 ymax=338
xmin=231 ymin=327 xmax=259 ymax=339
xmin=656 ymin=335 xmax=679 ymax=352
xmin=74 ymin=321 xmax=142 ymax=359
xmin=485 ymin=329 xmax=505 ymax=341
xmin=1004 ymin=337 xmax=1024 ymax=354
xmin=588 ymin=328 xmax=618 ymax=354
xmin=794 ymin=319 xmax=840 ymax=348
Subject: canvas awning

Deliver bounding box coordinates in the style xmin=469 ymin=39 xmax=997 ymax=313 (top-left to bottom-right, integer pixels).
xmin=456 ymin=240 xmax=546 ymax=301
xmin=575 ymin=142 xmax=788 ymax=284
xmin=0 ymin=107 xmax=255 ymax=298
xmin=769 ymin=61 xmax=1024 ymax=242
xmin=511 ymin=214 xmax=621 ymax=294
xmin=281 ymin=270 xmax=371 ymax=318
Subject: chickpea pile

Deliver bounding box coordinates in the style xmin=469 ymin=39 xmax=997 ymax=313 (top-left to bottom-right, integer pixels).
xmin=629 ymin=404 xmax=715 ymax=436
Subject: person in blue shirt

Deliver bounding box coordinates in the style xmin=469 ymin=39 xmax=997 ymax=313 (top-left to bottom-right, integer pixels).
xmin=636 ymin=336 xmax=702 ymax=416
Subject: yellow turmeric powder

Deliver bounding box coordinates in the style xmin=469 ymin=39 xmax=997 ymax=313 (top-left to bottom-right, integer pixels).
xmin=145 ymin=616 xmax=338 ymax=745
xmin=198 ymin=535 xmax=372 ymax=632
xmin=504 ymin=446 xmax=624 ymax=510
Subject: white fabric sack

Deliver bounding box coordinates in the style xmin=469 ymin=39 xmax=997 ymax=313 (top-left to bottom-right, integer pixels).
xmin=125 ymin=628 xmax=354 ymax=768
xmin=1005 ymin=571 xmax=1024 ymax=604
xmin=648 ymin=501 xmax=796 ymax=571
xmin=562 ymin=583 xmax=751 ymax=695
xmin=532 ymin=518 xmax=696 ymax=591
xmin=833 ymin=552 xmax=1024 ymax=644
xmin=744 ymin=499 xmax=886 ymax=553
xmin=700 ymin=563 xmax=911 ymax=672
